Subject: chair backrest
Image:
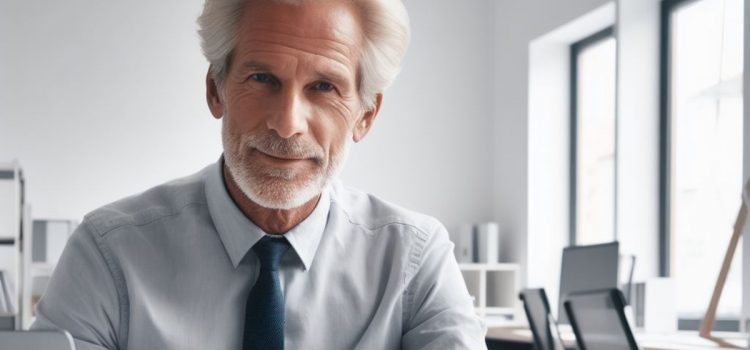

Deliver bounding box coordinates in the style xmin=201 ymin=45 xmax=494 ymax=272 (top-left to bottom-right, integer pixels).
xmin=558 ymin=242 xmax=620 ymax=324
xmin=563 ymin=288 xmax=638 ymax=350
xmin=519 ymin=288 xmax=565 ymax=350
xmin=0 ymin=330 xmax=76 ymax=350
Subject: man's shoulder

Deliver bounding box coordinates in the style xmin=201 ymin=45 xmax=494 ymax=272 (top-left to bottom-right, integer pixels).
xmin=329 ymin=180 xmax=444 ymax=238
xmin=83 ymin=165 xmax=212 ymax=238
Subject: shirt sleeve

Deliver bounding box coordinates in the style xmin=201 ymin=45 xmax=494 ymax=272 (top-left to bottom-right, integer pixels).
xmin=31 ymin=221 xmax=124 ymax=350
xmin=401 ymin=223 xmax=487 ymax=350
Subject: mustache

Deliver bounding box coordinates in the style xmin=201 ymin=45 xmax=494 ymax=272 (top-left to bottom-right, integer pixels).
xmin=243 ymin=132 xmax=324 ymax=161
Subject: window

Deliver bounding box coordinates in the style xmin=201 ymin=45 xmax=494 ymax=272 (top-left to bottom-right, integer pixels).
xmin=661 ymin=0 xmax=744 ymax=323
xmin=570 ymin=28 xmax=617 ymax=246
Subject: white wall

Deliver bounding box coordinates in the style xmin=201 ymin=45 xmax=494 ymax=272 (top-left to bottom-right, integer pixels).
xmin=494 ymin=0 xmax=612 ymax=283
xmin=0 ymin=0 xmax=496 ymax=234
xmin=527 ymin=36 xmax=573 ymax=296
xmin=342 ymin=0 xmax=496 ymax=233
xmin=746 ymin=0 xmax=750 ymax=230
xmin=527 ymin=3 xmax=616 ymax=312
xmin=616 ymin=0 xmax=661 ymax=282
xmin=743 ymin=0 xmax=750 ymax=331
xmin=0 ymin=0 xmax=221 ymax=220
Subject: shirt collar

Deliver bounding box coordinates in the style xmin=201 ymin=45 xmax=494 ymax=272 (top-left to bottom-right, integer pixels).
xmin=205 ymin=157 xmax=331 ymax=270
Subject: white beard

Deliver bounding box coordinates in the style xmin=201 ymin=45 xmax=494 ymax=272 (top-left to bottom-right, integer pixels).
xmin=222 ymin=123 xmax=350 ymax=210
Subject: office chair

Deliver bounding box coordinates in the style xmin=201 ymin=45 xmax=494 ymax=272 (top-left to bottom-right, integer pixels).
xmin=519 ymin=288 xmax=565 ymax=350
xmin=558 ymin=242 xmax=619 ymax=324
xmin=563 ymin=288 xmax=639 ymax=350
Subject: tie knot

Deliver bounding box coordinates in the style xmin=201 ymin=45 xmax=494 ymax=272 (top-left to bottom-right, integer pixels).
xmin=253 ymin=236 xmax=290 ymax=271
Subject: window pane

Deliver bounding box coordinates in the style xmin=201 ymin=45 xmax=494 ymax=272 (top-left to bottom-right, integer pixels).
xmin=670 ymin=0 xmax=744 ymax=318
xmin=576 ymin=37 xmax=617 ymax=245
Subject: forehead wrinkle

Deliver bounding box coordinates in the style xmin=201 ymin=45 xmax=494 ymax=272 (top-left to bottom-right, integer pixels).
xmin=240 ymin=62 xmax=272 ymax=71
xmin=239 ymin=33 xmax=358 ymax=69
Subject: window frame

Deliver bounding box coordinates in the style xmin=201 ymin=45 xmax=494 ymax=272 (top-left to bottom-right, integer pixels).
xmin=569 ymin=26 xmax=617 ymax=246
xmin=658 ymin=0 xmax=697 ymax=281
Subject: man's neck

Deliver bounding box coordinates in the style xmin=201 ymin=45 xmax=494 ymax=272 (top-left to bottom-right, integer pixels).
xmin=223 ymin=165 xmax=320 ymax=235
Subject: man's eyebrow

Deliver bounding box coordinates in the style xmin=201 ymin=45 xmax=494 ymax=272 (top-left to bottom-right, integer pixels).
xmin=313 ymin=68 xmax=349 ymax=85
xmin=240 ymin=62 xmax=273 ymax=72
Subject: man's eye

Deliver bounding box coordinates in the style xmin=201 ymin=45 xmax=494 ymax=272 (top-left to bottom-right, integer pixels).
xmin=249 ymin=73 xmax=272 ymax=83
xmin=312 ymin=82 xmax=334 ymax=92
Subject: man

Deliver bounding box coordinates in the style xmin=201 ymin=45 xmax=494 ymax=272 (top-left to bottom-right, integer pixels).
xmin=32 ymin=0 xmax=486 ymax=349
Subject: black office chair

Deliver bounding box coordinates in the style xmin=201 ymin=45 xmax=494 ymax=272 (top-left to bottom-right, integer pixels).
xmin=563 ymin=288 xmax=639 ymax=350
xmin=519 ymin=288 xmax=565 ymax=350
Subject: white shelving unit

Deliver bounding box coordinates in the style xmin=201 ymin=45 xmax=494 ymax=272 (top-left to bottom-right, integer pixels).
xmin=0 ymin=161 xmax=28 ymax=330
xmin=459 ymin=263 xmax=521 ymax=323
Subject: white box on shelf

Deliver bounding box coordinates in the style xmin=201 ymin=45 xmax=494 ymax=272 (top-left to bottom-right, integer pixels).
xmin=476 ymin=223 xmax=499 ymax=263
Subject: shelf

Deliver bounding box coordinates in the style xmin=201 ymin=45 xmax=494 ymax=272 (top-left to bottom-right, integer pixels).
xmin=458 ymin=263 xmax=520 ymax=271
xmin=486 ymin=307 xmax=516 ymax=315
xmin=459 ymin=262 xmax=521 ymax=321
xmin=0 ymin=162 xmax=23 ymax=330
xmin=485 ymin=315 xmax=524 ymax=327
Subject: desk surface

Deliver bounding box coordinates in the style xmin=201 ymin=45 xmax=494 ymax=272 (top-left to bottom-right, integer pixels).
xmin=487 ymin=325 xmax=749 ymax=350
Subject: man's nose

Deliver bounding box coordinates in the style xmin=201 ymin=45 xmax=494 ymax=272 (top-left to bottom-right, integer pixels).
xmin=267 ymin=89 xmax=309 ymax=139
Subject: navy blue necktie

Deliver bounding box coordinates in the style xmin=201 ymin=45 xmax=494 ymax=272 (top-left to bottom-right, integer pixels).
xmin=243 ymin=236 xmax=290 ymax=350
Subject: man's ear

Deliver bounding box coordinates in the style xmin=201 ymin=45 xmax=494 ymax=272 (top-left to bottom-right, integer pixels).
xmin=206 ymin=67 xmax=224 ymax=119
xmin=353 ymin=93 xmax=383 ymax=143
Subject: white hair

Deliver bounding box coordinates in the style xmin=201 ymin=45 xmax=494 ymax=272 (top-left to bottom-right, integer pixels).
xmin=197 ymin=0 xmax=410 ymax=110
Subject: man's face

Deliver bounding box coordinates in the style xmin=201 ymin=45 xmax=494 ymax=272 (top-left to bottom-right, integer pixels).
xmin=207 ymin=0 xmax=380 ymax=209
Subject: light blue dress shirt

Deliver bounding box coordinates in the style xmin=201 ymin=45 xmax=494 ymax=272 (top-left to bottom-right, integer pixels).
xmin=32 ymin=159 xmax=486 ymax=349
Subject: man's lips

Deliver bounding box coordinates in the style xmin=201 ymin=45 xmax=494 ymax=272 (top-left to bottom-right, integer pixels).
xmin=254 ymin=148 xmax=310 ymax=161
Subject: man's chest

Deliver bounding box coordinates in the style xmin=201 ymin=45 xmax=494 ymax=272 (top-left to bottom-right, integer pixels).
xmin=117 ymin=234 xmax=409 ymax=350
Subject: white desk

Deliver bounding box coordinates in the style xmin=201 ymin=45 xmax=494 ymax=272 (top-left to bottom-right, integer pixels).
xmin=486 ymin=325 xmax=749 ymax=350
